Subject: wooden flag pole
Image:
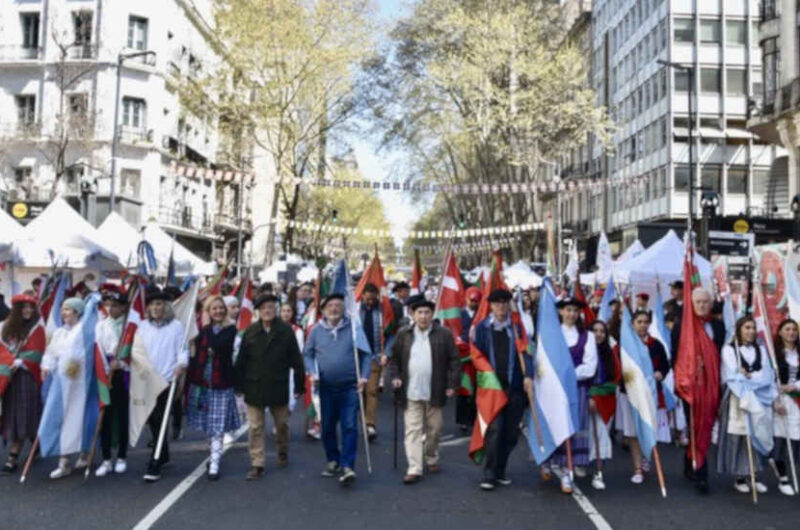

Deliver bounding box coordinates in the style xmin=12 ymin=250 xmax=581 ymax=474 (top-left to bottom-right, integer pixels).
xmin=652 ymin=445 xmax=667 ymax=498
xmin=83 ymin=408 xmax=106 ymax=480
xmin=566 ymin=438 xmax=574 ymax=480
xmin=788 ymin=438 xmax=799 ymax=494
xmin=19 ymin=437 xmax=39 ymax=484
xmin=745 ymin=432 xmax=758 ymax=505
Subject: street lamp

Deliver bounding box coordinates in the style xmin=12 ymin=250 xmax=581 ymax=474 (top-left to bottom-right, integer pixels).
xmin=109 ymin=50 xmax=156 ymax=212
xmin=658 ymin=59 xmax=695 ymax=240
xmin=791 ymin=194 xmax=800 ymax=241
xmin=700 ymin=191 xmax=720 ymax=256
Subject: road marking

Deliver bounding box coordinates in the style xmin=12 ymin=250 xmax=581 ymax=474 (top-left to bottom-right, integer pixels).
xmin=552 ymin=468 xmax=613 ymax=530
xmin=131 ymin=424 xmax=249 ymax=530
xmin=439 ymin=436 xmax=471 ymax=447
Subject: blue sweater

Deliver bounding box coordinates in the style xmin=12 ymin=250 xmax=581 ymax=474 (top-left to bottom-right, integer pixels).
xmin=304 ymin=317 xmax=373 ymax=388
xmin=474 ymin=315 xmax=534 ymax=393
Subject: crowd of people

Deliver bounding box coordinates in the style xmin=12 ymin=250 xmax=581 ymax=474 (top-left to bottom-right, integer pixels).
xmin=1 ymin=268 xmax=799 ymax=503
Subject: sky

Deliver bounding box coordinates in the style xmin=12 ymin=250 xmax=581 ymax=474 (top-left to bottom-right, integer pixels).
xmin=347 ymin=0 xmax=425 ymax=250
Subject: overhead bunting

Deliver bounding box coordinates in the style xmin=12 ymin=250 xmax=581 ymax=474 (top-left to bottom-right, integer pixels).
xmin=283 ymin=219 xmax=542 ymax=239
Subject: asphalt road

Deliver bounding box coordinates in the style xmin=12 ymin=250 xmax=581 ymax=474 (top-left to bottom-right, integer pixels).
xmin=3 ymin=392 xmax=800 ymax=530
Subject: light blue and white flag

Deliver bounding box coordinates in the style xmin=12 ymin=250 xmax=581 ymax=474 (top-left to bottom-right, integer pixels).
xmin=525 ymin=279 xmax=579 ymax=464
xmin=620 ymin=306 xmax=659 ymax=458
xmin=648 ymin=289 xmax=678 ymax=411
xmin=597 ymin=276 xmax=617 ymax=323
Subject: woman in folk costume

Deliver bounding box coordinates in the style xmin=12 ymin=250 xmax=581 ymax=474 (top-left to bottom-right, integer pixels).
xmin=542 ymin=297 xmax=597 ymax=494
xmin=716 ymin=316 xmax=778 ymax=494
xmin=615 ymin=310 xmax=670 ymax=485
xmin=280 ymin=302 xmax=304 ymax=413
xmin=771 ymin=318 xmax=800 ymax=495
xmin=41 ymin=297 xmax=92 ymax=479
xmin=0 ymin=294 xmax=45 ymax=474
xmin=587 ymin=320 xmax=620 ymax=491
xmin=186 ymin=296 xmax=241 ymax=480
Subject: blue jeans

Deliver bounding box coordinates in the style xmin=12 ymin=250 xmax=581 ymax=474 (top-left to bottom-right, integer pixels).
xmin=320 ymin=384 xmax=359 ymax=469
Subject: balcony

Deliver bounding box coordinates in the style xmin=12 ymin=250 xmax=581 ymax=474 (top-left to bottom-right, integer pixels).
xmin=0 ymin=45 xmax=42 ymax=62
xmin=156 ymin=204 xmax=213 ymax=234
xmin=214 ymin=212 xmax=252 ymax=233
xmin=118 ymin=126 xmax=153 ymax=146
xmin=65 ymin=44 xmax=97 ymax=60
xmin=0 ymin=121 xmax=42 ymax=139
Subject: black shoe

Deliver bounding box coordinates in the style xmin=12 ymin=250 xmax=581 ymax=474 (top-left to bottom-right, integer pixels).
xmin=143 ymin=461 xmax=161 ymax=483
xmin=1 ymin=453 xmax=19 ymax=474
xmin=696 ymin=479 xmax=710 ymax=494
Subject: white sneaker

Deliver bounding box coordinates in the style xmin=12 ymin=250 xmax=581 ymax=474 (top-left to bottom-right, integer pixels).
xmin=574 ymin=466 xmax=587 ymax=478
xmin=74 ymin=456 xmax=88 ymax=470
xmin=95 ymin=460 xmax=113 ymax=477
xmin=49 ymin=464 xmax=72 ymax=480
xmin=560 ymin=475 xmax=573 ymax=494
xmin=755 ymin=481 xmax=768 ymax=494
xmin=114 ymin=459 xmax=127 ymax=474
xmin=734 ymin=480 xmax=750 ymax=493
xmin=591 ymin=473 xmax=606 ymax=490
xmin=630 ymin=471 xmax=644 ymax=485
xmin=778 ymin=481 xmax=795 ymax=496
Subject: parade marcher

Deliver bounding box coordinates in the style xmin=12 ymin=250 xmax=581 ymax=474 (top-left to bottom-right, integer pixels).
xmin=616 ymin=310 xmax=670 ymax=485
xmin=473 ymin=289 xmax=534 ymax=491
xmin=455 ymin=286 xmax=481 ymax=432
xmin=607 ymin=300 xmax=622 ymax=344
xmin=671 ymin=287 xmax=725 ymax=492
xmin=224 ymin=295 xmax=240 ymax=324
xmin=0 ymin=294 xmax=44 ymax=474
xmin=634 ymin=293 xmax=650 ymax=312
xmin=663 ymin=281 xmax=684 ymax=322
xmin=542 ymin=297 xmax=598 ymax=494
xmin=390 ymin=294 xmax=459 ymax=484
xmin=94 ymin=286 xmax=129 ymax=477
xmin=391 ymin=281 xmax=412 ymax=330
xmin=280 ymin=302 xmax=305 ymax=413
xmin=304 ymin=293 xmax=372 ymax=485
xmin=294 ymin=282 xmax=314 ymax=325
xmin=283 ymin=302 xmax=320 ymax=440
xmin=717 ymin=316 xmax=778 ymax=494
xmin=519 ymin=290 xmax=534 ymax=338
xmin=41 ymin=297 xmax=90 ymax=479
xmin=234 ymin=294 xmax=304 ymax=480
xmin=186 ymin=296 xmax=241 ymax=481
xmin=138 ymin=287 xmax=188 ymax=483
xmin=771 ymin=318 xmax=800 ymax=495
xmin=360 ymin=283 xmax=385 ymax=441
xmin=587 ymin=320 xmax=619 ymax=490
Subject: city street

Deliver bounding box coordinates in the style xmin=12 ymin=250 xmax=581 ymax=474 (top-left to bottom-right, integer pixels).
xmin=3 ymin=393 xmax=800 ymax=530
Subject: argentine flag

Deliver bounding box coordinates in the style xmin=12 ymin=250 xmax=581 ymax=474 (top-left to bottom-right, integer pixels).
xmin=648 ymin=290 xmax=677 ymax=411
xmin=620 ymin=306 xmax=659 ymax=458
xmin=38 ymin=294 xmax=102 ymax=457
xmin=597 ymin=276 xmax=617 ymax=324
xmin=332 ymin=260 xmax=373 ymax=356
xmin=525 ymin=279 xmax=578 ymax=464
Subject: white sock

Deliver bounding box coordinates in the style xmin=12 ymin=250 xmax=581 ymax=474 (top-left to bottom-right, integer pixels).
xmin=209 ymin=436 xmax=223 ymax=472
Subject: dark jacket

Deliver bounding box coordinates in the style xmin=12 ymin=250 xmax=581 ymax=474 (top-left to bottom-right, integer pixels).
xmin=390 ymin=322 xmax=459 ymax=408
xmin=670 ymin=314 xmax=725 ymax=367
xmin=188 ymin=324 xmax=237 ymax=389
xmin=234 ymin=318 xmax=305 ymax=408
xmin=473 ymin=315 xmax=534 ymax=394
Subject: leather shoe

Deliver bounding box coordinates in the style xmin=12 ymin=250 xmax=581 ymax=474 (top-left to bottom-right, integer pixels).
xmin=403 ymin=474 xmax=421 ymax=484
xmin=245 ymin=466 xmax=264 ymax=481
xmin=427 ymin=464 xmax=440 ymax=473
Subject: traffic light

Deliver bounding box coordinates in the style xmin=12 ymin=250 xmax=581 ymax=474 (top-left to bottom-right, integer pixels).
xmin=332 ymin=209 xmax=339 ymax=223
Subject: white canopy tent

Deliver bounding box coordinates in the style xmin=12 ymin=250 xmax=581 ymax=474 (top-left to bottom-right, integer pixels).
xmin=0 ymin=208 xmax=24 ymax=260
xmin=504 ymin=260 xmax=542 ymax=290
xmin=580 ymin=239 xmax=647 ymax=286
xmin=614 ymin=230 xmax=711 ymax=303
xmin=142 ymin=222 xmax=216 ymax=276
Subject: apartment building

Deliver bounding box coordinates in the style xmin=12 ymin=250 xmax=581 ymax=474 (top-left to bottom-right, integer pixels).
xmin=0 ymin=0 xmax=255 ymax=261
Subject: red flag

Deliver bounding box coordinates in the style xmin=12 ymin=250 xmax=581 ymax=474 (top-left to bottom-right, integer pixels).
xmin=674 ymin=249 xmax=720 ymax=469
xmin=435 ymin=251 xmax=473 ymax=396
xmin=468 ymin=342 xmax=509 ymax=463
xmin=236 ymin=275 xmax=254 ymax=334
xmin=355 ymin=251 xmax=396 ymax=339
xmin=573 ymin=282 xmax=596 ymax=324
xmin=411 ymin=248 xmax=422 ymax=292
xmin=471 ymin=251 xmax=507 ymax=329
xmin=0 ymin=342 xmax=16 ymax=398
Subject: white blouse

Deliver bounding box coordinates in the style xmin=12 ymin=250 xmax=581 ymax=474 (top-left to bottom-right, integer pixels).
xmin=561 ymin=324 xmax=598 ymax=381
xmin=785 ymin=349 xmax=800 ymax=389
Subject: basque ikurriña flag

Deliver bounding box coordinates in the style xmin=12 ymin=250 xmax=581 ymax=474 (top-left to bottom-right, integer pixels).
xmin=38 ymin=294 xmax=107 ymax=457
xmin=620 ymin=306 xmax=659 ymax=459
xmin=648 ymin=289 xmax=678 ymax=411
xmin=524 ymin=279 xmax=579 ymax=464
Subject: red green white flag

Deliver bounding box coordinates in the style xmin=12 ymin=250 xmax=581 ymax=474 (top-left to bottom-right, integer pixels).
xmin=118 ymin=277 xmax=147 ymax=364
xmin=355 ymin=251 xmax=396 ymax=341
xmin=411 ymin=248 xmax=423 ymax=294
xmin=236 ymin=274 xmax=254 ymax=334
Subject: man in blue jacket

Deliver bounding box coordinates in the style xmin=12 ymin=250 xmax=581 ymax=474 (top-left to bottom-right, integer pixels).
xmin=304 ymin=293 xmax=372 ymax=485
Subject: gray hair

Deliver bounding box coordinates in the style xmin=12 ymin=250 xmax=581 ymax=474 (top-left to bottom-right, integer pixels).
xmin=691 ymin=287 xmax=711 ymax=302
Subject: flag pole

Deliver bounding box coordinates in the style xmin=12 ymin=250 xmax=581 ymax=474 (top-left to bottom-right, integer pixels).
xmin=591 ymin=406 xmax=602 ymax=478
xmin=745 ymin=430 xmax=758 ymax=504
xmin=18 ymin=437 xmax=39 ymax=484
xmin=83 ymin=409 xmax=106 ymax=480
xmin=689 ymin=404 xmax=697 ymax=471
xmin=652 ymin=445 xmax=668 ymax=498
xmin=347 ymin=249 xmax=373 ymax=474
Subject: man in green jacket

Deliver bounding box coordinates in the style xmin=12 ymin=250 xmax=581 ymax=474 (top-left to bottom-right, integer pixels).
xmin=234 ymin=293 xmax=305 ymax=480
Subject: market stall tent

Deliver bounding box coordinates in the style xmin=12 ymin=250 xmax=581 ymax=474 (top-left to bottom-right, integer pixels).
xmin=142 ymin=222 xmax=216 ymax=276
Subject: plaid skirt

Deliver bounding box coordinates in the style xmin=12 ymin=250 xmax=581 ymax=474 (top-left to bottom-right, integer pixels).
xmin=186 ymin=385 xmax=241 ymax=437
xmin=1 ymin=369 xmax=41 ymax=442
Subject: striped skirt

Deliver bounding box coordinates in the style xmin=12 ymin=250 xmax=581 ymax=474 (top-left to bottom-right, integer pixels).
xmin=1 ymin=369 xmax=41 ymax=442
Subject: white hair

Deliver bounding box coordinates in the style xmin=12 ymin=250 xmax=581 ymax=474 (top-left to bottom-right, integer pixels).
xmin=691 ymin=287 xmax=711 ymax=301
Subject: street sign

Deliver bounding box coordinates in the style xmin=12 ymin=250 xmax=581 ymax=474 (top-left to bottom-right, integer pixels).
xmin=733 ymin=218 xmax=749 ymax=234
xmin=7 ymin=201 xmax=47 ymax=222
xmin=708 ymin=230 xmax=754 ymax=258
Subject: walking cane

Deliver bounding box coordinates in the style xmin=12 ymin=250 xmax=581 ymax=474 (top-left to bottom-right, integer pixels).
xmin=19 ymin=437 xmax=39 ymax=484
xmin=393 ymin=388 xmax=399 ymax=470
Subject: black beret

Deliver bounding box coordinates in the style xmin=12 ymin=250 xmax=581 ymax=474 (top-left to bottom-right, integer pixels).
xmin=254 ymin=293 xmax=280 ymax=309
xmin=556 ymin=297 xmax=586 ymax=309
xmin=145 ymin=286 xmax=170 ymax=305
xmin=487 ymin=289 xmax=513 ymax=303
xmin=320 ymin=293 xmax=345 ymax=309
xmin=392 ymin=281 xmax=411 ymax=293
xmin=163 ymin=286 xmax=183 ymax=301
xmin=406 ymin=294 xmax=435 ymax=311
xmin=671 ymin=280 xmax=684 ymax=289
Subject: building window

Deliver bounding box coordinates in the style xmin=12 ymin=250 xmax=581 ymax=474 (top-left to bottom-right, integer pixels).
xmin=753 ymin=169 xmax=770 ymax=194
xmin=675 ymin=70 xmax=690 ymax=92
xmin=700 ymin=20 xmax=721 ymax=44
xmin=701 ymin=165 xmax=721 ymax=192
xmin=727 ymin=166 xmax=747 ymax=194
xmin=674 ymin=19 xmax=694 ymax=43
xmin=15 ymin=95 xmax=36 ymax=126
xmin=69 ymin=93 xmax=88 ymax=119
xmin=726 ymin=69 xmax=746 ymax=95
xmin=14 ymin=167 xmax=32 ymax=183
xmin=760 ymin=0 xmax=777 ymax=22
xmin=120 ymin=169 xmax=141 ymax=196
xmin=700 ymin=68 xmax=721 ymax=93
xmin=20 ymin=13 xmax=40 ymax=49
xmin=763 ymin=38 xmax=779 ymax=105
xmin=72 ymin=11 xmax=93 ymax=45
xmin=122 ymin=97 xmax=146 ymax=129
xmin=674 ymin=164 xmax=690 ymax=191
xmin=127 ymin=16 xmax=148 ymax=51
xmin=726 ymin=20 xmax=746 ymax=45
